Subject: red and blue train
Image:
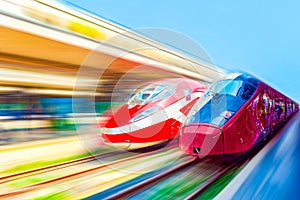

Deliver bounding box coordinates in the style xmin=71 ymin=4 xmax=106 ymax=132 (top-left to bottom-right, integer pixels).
xmin=101 ymin=78 xmax=208 ymax=149
xmin=179 ymin=73 xmax=299 ymax=156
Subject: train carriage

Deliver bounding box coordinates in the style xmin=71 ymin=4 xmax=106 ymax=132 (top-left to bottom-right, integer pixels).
xmin=179 ymin=73 xmax=299 ymax=156
xmin=101 ymin=78 xmax=208 ymax=149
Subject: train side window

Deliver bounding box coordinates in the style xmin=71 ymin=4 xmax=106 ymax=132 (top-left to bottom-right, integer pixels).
xmin=263 ymin=92 xmax=272 ymax=114
xmin=274 ymin=99 xmax=283 ymax=121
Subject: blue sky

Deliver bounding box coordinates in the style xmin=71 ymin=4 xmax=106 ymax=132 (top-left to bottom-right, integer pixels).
xmin=65 ymin=0 xmax=300 ymax=102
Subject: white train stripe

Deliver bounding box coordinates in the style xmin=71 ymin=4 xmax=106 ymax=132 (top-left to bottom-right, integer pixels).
xmin=103 ymin=92 xmax=204 ymax=135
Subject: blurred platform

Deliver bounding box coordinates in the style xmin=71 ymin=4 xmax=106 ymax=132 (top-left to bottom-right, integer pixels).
xmin=0 ymin=134 xmax=88 ymax=174
xmin=0 ymin=128 xmax=75 ymax=145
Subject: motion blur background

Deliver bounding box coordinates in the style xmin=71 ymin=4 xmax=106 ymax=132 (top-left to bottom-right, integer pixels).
xmin=0 ymin=0 xmax=299 ymax=199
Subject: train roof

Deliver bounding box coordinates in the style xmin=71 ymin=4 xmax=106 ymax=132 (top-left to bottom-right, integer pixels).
xmin=219 ymin=73 xmax=260 ymax=87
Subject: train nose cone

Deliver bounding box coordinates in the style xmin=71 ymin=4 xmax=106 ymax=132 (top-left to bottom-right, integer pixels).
xmin=179 ymin=124 xmax=223 ymax=156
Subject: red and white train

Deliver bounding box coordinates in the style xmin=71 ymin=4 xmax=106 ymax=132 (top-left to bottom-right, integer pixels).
xmin=179 ymin=73 xmax=299 ymax=156
xmin=101 ymin=78 xmax=208 ymax=149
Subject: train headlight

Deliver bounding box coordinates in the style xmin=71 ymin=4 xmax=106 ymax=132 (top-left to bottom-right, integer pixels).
xmin=130 ymin=106 xmax=160 ymax=123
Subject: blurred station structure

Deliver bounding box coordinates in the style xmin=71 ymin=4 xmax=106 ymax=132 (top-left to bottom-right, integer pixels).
xmin=0 ymin=0 xmax=223 ymax=136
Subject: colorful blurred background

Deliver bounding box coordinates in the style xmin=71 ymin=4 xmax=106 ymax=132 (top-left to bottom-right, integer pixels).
xmin=0 ymin=0 xmax=299 ymax=199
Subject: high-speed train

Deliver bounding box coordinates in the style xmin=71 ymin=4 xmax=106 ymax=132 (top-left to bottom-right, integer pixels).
xmin=179 ymin=73 xmax=299 ymax=156
xmin=101 ymin=78 xmax=208 ymax=149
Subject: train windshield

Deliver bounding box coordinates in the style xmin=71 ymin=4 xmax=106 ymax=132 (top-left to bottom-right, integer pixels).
xmin=206 ymin=79 xmax=243 ymax=97
xmin=128 ymin=83 xmax=174 ymax=107
xmin=187 ymin=75 xmax=258 ymax=127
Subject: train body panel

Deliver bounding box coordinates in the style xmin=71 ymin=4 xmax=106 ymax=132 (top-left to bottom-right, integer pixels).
xmin=102 ymin=118 xmax=182 ymax=143
xmin=180 ymin=73 xmax=299 ymax=156
xmin=101 ymin=78 xmax=208 ymax=147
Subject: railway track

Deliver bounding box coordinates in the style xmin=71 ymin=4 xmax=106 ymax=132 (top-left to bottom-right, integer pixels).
xmin=185 ymin=157 xmax=248 ymax=200
xmin=92 ymin=145 xmax=266 ymax=199
xmin=0 ymin=152 xmax=107 ymax=185
xmin=0 ymin=140 xmax=177 ymax=184
xmin=0 ymin=141 xmax=178 ymax=199
xmin=0 ymin=133 xmax=274 ymax=199
xmin=99 ymin=157 xmax=198 ymax=199
xmin=97 ymin=156 xmax=246 ymax=200
xmin=0 ymin=154 xmax=145 ymax=199
xmin=132 ymin=147 xmax=271 ymax=199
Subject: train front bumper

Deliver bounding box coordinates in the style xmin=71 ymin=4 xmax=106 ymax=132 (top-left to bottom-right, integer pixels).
xmin=179 ymin=123 xmax=223 ymax=156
